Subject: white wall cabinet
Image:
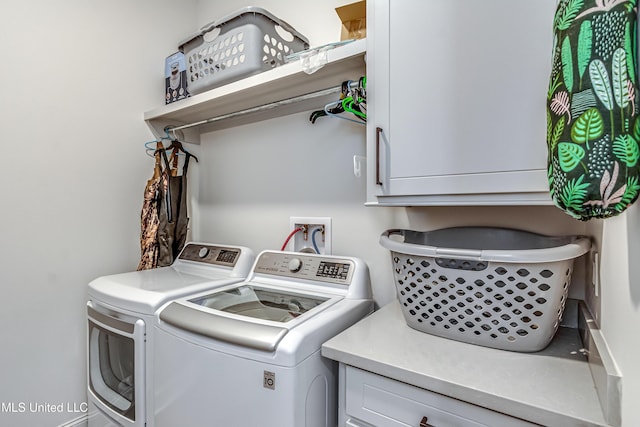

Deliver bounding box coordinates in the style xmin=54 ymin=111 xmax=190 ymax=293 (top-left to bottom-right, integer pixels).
xmin=366 ymin=0 xmax=558 ymax=206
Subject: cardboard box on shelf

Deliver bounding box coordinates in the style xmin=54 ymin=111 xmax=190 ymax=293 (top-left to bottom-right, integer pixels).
xmin=335 ymin=1 xmax=366 ymax=40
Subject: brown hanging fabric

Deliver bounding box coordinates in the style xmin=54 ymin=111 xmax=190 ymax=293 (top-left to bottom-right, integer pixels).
xmin=156 ymin=141 xmax=194 ymax=267
xmin=137 ymin=142 xmax=171 ymax=270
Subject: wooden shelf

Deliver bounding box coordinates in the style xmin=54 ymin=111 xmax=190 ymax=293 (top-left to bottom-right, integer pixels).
xmin=144 ymin=39 xmax=366 ymax=143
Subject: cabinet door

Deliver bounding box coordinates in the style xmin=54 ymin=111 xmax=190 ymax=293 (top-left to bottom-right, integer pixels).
xmin=367 ymin=0 xmax=557 ymax=205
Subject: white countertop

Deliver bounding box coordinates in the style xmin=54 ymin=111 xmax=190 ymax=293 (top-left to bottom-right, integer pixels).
xmin=322 ymin=300 xmax=608 ymax=427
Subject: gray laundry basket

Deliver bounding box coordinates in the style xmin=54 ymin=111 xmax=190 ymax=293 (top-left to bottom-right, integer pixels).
xmin=180 ymin=7 xmax=309 ymax=95
xmin=380 ymin=227 xmax=591 ymax=352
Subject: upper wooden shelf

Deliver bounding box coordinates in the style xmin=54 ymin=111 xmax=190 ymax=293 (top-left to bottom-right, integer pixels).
xmin=144 ymin=38 xmax=366 ymax=143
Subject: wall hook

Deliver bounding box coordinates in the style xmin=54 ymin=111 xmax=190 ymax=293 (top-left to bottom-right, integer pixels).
xmin=353 ymin=155 xmax=365 ymax=177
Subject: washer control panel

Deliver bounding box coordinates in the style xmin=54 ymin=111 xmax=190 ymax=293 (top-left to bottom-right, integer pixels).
xmin=253 ymin=251 xmax=354 ymax=285
xmin=178 ymin=244 xmax=240 ymax=266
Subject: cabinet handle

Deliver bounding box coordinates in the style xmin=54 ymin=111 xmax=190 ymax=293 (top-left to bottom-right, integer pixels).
xmin=420 ymin=416 xmax=435 ymax=427
xmin=375 ymin=126 xmax=383 ymax=185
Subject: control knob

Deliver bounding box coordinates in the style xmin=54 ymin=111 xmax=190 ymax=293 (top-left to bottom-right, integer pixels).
xmin=288 ymin=258 xmax=303 ymax=272
xmin=198 ymin=247 xmax=210 ymax=258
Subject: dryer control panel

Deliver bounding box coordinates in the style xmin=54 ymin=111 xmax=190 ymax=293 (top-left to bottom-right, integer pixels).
xmin=253 ymin=251 xmax=354 ymax=285
xmin=178 ymin=244 xmax=241 ymax=266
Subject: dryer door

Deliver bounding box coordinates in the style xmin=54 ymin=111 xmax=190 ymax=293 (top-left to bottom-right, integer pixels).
xmin=87 ymin=302 xmax=145 ymax=426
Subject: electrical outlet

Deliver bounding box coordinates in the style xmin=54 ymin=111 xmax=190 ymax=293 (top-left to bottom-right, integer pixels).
xmin=288 ymin=217 xmax=332 ymax=254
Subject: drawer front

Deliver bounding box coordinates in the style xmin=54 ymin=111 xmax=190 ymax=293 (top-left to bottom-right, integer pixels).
xmin=345 ymin=366 xmax=539 ymax=427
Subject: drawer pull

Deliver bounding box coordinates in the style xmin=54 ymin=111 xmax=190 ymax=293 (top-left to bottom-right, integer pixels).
xmin=420 ymin=416 xmax=435 ymax=427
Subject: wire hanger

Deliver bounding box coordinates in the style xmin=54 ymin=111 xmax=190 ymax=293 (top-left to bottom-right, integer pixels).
xmin=310 ymin=77 xmax=366 ymax=125
xmin=143 ymin=128 xmax=199 ymax=163
xmin=144 ymin=134 xmax=172 ymax=157
xmin=322 ymin=100 xmax=365 ymax=125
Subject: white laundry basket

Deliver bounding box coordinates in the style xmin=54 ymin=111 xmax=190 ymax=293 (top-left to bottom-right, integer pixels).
xmin=380 ymin=227 xmax=591 ymax=352
xmin=180 ymin=7 xmax=309 ymax=95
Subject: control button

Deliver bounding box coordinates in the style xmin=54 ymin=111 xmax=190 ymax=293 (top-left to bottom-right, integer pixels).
xmin=288 ymin=258 xmax=303 ymax=272
xmin=198 ymin=247 xmax=210 ymax=258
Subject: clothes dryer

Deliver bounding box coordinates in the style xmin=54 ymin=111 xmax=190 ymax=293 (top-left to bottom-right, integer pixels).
xmin=86 ymin=243 xmax=254 ymax=427
xmin=153 ymin=250 xmax=373 ymax=427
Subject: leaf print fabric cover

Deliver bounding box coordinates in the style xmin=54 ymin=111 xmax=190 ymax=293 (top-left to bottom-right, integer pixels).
xmin=548 ymin=0 xmax=640 ymax=220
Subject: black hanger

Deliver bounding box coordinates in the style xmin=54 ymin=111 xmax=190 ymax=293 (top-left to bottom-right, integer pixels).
xmin=163 ymin=127 xmax=199 ymax=163
xmin=168 ymin=139 xmax=198 ymax=163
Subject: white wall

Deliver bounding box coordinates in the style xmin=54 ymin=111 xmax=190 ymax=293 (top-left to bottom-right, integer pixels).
xmin=0 ymin=1 xmax=197 ymax=426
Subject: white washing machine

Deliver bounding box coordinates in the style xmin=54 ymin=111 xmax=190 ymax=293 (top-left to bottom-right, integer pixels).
xmin=86 ymin=243 xmax=254 ymax=427
xmin=153 ymin=250 xmax=373 ymax=427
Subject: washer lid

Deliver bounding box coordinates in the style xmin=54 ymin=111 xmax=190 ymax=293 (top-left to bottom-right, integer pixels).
xmin=159 ymin=284 xmax=335 ymax=351
xmin=160 ymin=301 xmax=289 ymax=352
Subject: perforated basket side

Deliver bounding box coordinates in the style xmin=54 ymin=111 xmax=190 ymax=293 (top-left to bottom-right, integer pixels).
xmin=390 ymin=252 xmax=574 ymax=352
xmin=182 ymin=9 xmax=309 ymax=95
